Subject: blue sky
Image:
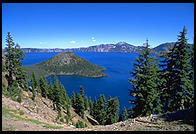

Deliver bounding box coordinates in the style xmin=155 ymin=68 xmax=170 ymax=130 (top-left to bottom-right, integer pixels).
xmin=2 ymin=3 xmax=194 ymax=49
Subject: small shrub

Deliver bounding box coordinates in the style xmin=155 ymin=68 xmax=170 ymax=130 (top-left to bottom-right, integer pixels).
xmin=76 ymin=122 xmax=80 ymax=128
xmin=80 ymin=121 xmax=85 ymax=128
xmin=75 ymin=120 xmax=86 ymax=128
xmin=19 ymin=110 xmax=24 ymax=115
xmin=44 ymin=124 xmax=63 ymax=129
xmin=2 ymin=83 xmax=7 ymax=95
xmin=85 ymin=123 xmax=87 ymax=127
xmin=65 ymin=115 xmax=69 ymax=124
xmin=17 ymin=95 xmax=22 ymax=103
xmin=55 ymin=111 xmax=62 ymax=121
xmin=60 ymin=118 xmax=64 ymax=123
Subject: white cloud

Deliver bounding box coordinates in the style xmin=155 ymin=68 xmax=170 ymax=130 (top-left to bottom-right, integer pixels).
xmin=91 ymin=37 xmax=96 ymax=42
xmin=70 ymin=40 xmax=76 ymax=44
xmin=39 ymin=41 xmax=48 ymax=44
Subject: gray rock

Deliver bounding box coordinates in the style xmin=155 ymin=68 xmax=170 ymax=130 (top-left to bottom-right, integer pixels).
xmin=15 ymin=105 xmax=20 ymax=110
xmin=24 ymin=123 xmax=29 ymax=128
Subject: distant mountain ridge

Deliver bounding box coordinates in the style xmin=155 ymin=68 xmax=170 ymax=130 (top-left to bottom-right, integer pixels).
xmin=152 ymin=42 xmax=176 ymax=54
xmin=20 ymin=42 xmax=176 ymax=54
xmin=21 ymin=42 xmax=143 ymax=53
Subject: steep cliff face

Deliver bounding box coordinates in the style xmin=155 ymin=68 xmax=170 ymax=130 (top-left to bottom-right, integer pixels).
xmin=25 ymin=52 xmax=106 ymax=79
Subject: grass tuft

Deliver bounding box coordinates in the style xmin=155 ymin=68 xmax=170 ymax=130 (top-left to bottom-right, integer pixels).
xmin=43 ymin=124 xmax=63 ymax=129
xmin=2 ymin=107 xmax=63 ymax=129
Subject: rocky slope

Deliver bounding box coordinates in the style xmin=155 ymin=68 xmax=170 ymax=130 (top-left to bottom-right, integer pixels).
xmin=2 ymin=93 xmax=194 ymax=131
xmin=2 ymin=91 xmax=97 ymax=131
xmin=25 ymin=52 xmax=106 ymax=79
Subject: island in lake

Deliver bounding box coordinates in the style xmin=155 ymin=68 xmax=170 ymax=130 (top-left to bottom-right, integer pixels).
xmin=25 ymin=52 xmax=106 ymax=79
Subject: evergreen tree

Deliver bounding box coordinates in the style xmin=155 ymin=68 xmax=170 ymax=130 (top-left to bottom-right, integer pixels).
xmin=64 ymin=86 xmax=70 ymax=104
xmin=186 ymin=43 xmax=194 ymax=109
xmin=84 ymin=96 xmax=90 ymax=110
xmin=189 ymin=44 xmax=194 ymax=81
xmin=96 ymin=94 xmax=107 ymax=125
xmin=39 ymin=76 xmax=48 ymax=98
xmin=53 ymin=76 xmax=61 ymax=111
xmin=106 ymin=96 xmax=120 ymax=124
xmin=80 ymin=85 xmax=85 ymax=98
xmin=163 ymin=27 xmax=194 ymax=111
xmin=71 ymin=91 xmax=77 ymax=109
xmin=31 ymin=72 xmax=37 ymax=100
xmin=52 ymin=76 xmax=69 ymax=114
xmin=4 ymin=32 xmax=18 ymax=88
xmin=65 ymin=104 xmax=71 ymax=124
xmin=9 ymin=80 xmax=22 ymax=103
xmin=129 ymin=39 xmax=161 ymax=118
xmin=89 ymin=97 xmax=94 ymax=116
xmin=75 ymin=94 xmax=85 ymax=118
xmin=58 ymin=84 xmax=66 ymax=108
xmin=3 ymin=32 xmax=28 ymax=103
xmin=120 ymin=106 xmax=128 ymax=121
xmin=58 ymin=84 xmax=69 ymax=109
xmin=47 ymin=80 xmax=54 ymax=101
xmin=4 ymin=32 xmax=27 ymax=90
xmin=13 ymin=44 xmax=28 ymax=89
xmin=31 ymin=72 xmax=37 ymax=91
xmin=75 ymin=120 xmax=86 ymax=128
xmin=92 ymin=97 xmax=98 ymax=119
xmin=158 ymin=44 xmax=176 ymax=112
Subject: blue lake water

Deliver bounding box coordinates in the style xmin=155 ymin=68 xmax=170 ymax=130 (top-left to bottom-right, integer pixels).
xmin=22 ymin=52 xmax=139 ymax=113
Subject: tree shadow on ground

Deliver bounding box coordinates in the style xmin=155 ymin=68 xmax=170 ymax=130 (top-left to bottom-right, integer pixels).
xmin=159 ymin=108 xmax=194 ymax=125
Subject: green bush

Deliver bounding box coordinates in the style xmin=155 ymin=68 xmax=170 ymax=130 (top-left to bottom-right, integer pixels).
xmin=65 ymin=115 xmax=70 ymax=124
xmin=17 ymin=93 xmax=22 ymax=103
xmin=55 ymin=111 xmax=62 ymax=121
xmin=2 ymin=83 xmax=6 ymax=94
xmin=75 ymin=122 xmax=80 ymax=128
xmin=60 ymin=118 xmax=64 ymax=123
xmin=75 ymin=120 xmax=86 ymax=128
xmin=19 ymin=110 xmax=24 ymax=115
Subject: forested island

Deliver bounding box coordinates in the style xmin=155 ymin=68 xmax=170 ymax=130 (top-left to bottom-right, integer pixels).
xmin=25 ymin=52 xmax=106 ymax=79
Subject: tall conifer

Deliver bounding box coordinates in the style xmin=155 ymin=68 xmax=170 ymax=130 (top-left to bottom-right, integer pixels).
xmin=106 ymin=96 xmax=120 ymax=124
xmin=162 ymin=27 xmax=194 ymax=111
xmin=76 ymin=94 xmax=85 ymax=118
xmin=80 ymin=85 xmax=85 ymax=98
xmin=39 ymin=76 xmax=48 ymax=98
xmin=31 ymin=72 xmax=37 ymax=100
xmin=121 ymin=106 xmax=128 ymax=121
xmin=4 ymin=32 xmax=27 ymax=89
xmin=129 ymin=39 xmax=161 ymax=117
xmin=97 ymin=94 xmax=107 ymax=125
